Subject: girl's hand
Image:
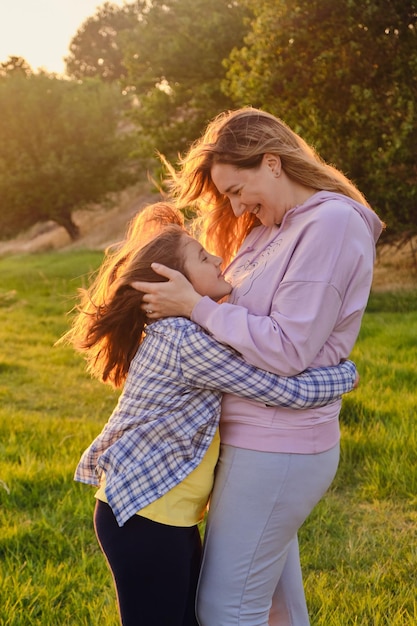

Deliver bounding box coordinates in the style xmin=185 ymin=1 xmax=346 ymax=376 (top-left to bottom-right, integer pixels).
xmin=131 ymin=263 xmax=203 ymax=319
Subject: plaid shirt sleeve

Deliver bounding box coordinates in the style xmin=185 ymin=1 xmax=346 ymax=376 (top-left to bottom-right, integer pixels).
xmin=180 ymin=325 xmax=356 ymax=408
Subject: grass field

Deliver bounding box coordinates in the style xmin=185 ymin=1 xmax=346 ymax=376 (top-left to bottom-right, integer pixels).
xmin=0 ymin=251 xmax=416 ymax=625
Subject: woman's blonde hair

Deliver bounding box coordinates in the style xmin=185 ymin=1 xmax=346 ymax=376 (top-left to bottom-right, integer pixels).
xmin=164 ymin=107 xmax=372 ymax=264
xmin=60 ymin=203 xmax=188 ymax=388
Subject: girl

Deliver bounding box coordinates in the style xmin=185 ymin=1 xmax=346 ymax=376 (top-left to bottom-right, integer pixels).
xmin=63 ymin=202 xmax=357 ymax=626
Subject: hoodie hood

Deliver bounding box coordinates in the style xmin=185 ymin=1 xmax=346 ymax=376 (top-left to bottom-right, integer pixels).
xmin=299 ymin=191 xmax=384 ymax=246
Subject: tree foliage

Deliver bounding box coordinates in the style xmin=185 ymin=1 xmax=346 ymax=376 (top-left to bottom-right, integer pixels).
xmin=223 ymin=0 xmax=417 ymax=240
xmin=126 ymin=0 xmax=252 ymax=162
xmin=0 ymin=55 xmax=33 ymax=78
xmin=0 ymin=71 xmax=136 ymax=240
xmin=66 ymin=0 xmax=252 ymax=165
xmin=65 ymin=1 xmax=140 ymax=82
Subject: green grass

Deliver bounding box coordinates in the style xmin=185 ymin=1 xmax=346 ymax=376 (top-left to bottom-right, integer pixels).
xmin=1 ymin=251 xmax=416 ymax=625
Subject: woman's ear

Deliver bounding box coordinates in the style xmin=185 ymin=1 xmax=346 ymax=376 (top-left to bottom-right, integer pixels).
xmin=264 ymin=153 xmax=281 ymax=177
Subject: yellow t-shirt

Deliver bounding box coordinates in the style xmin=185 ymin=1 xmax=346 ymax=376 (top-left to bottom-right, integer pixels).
xmin=95 ymin=429 xmax=220 ymax=526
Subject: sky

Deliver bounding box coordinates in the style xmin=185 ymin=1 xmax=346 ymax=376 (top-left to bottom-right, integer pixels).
xmin=0 ymin=0 xmax=126 ymax=75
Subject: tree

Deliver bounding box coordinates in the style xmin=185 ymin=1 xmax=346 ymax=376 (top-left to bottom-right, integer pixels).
xmin=223 ymin=0 xmax=417 ymax=241
xmin=0 ymin=55 xmax=32 ymax=78
xmin=0 ymin=72 xmax=136 ymax=240
xmin=65 ymin=0 xmax=252 ymax=166
xmin=65 ymin=1 xmax=140 ymax=82
xmin=121 ymin=0 xmax=252 ymax=164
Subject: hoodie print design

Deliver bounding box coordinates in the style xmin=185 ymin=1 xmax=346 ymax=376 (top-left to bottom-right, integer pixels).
xmin=227 ymin=238 xmax=283 ymax=303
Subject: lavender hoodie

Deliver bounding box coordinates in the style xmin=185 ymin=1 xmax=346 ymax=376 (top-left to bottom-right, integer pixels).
xmin=191 ymin=191 xmax=383 ymax=454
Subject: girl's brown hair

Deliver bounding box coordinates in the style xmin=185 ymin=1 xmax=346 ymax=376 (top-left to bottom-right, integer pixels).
xmin=60 ymin=203 xmax=188 ymax=388
xmin=163 ymin=107 xmax=374 ymax=265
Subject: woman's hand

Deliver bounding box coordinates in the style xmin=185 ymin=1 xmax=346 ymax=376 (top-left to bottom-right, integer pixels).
xmin=131 ymin=263 xmax=203 ymax=319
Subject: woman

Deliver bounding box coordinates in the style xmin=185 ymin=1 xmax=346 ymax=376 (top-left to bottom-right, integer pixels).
xmin=132 ymin=109 xmax=384 ymax=625
xmin=62 ymin=203 xmax=357 ymax=626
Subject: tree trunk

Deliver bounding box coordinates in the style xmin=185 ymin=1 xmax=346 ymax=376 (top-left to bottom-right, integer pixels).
xmin=58 ymin=213 xmax=80 ymax=241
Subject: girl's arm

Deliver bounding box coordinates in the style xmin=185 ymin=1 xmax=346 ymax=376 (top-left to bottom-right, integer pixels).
xmin=180 ymin=325 xmax=357 ymax=409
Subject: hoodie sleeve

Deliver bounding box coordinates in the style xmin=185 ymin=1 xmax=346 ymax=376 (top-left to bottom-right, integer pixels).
xmin=191 ymin=200 xmax=380 ymax=375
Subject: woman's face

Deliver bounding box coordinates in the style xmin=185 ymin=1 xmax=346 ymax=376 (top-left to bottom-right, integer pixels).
xmin=182 ymin=235 xmax=232 ymax=300
xmin=211 ymin=154 xmax=286 ymax=227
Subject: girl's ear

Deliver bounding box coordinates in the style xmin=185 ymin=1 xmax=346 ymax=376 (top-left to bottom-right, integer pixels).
xmin=263 ymin=153 xmax=281 ymax=176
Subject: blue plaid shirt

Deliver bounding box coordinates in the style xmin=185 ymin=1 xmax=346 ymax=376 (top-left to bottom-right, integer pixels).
xmin=75 ymin=317 xmax=356 ymax=526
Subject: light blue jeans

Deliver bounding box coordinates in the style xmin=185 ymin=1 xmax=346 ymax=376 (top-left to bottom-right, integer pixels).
xmin=196 ymin=443 xmax=340 ymax=626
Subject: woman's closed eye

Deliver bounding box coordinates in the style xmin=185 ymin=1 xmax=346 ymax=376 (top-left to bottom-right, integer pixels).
xmin=224 ymin=187 xmax=242 ymax=200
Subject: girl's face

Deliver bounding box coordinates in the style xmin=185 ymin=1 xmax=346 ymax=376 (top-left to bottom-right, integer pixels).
xmin=211 ymin=154 xmax=286 ymax=227
xmin=182 ymin=235 xmax=232 ymax=301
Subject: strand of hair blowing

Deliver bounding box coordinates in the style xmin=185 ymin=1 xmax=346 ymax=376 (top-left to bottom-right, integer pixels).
xmin=59 ymin=206 xmax=187 ymax=388
xmin=81 ymin=285 xmax=149 ymax=388
xmin=77 ymin=227 xmax=187 ymax=388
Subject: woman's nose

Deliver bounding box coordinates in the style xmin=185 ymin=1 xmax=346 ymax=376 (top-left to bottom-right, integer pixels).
xmin=230 ymin=197 xmax=245 ymax=217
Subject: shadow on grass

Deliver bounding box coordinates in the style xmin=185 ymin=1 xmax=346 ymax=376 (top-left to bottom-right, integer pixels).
xmin=367 ymin=289 xmax=417 ymax=312
xmin=0 ymin=361 xmax=27 ymax=374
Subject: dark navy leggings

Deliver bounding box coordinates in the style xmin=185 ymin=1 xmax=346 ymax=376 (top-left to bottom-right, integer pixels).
xmin=94 ymin=500 xmax=202 ymax=626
